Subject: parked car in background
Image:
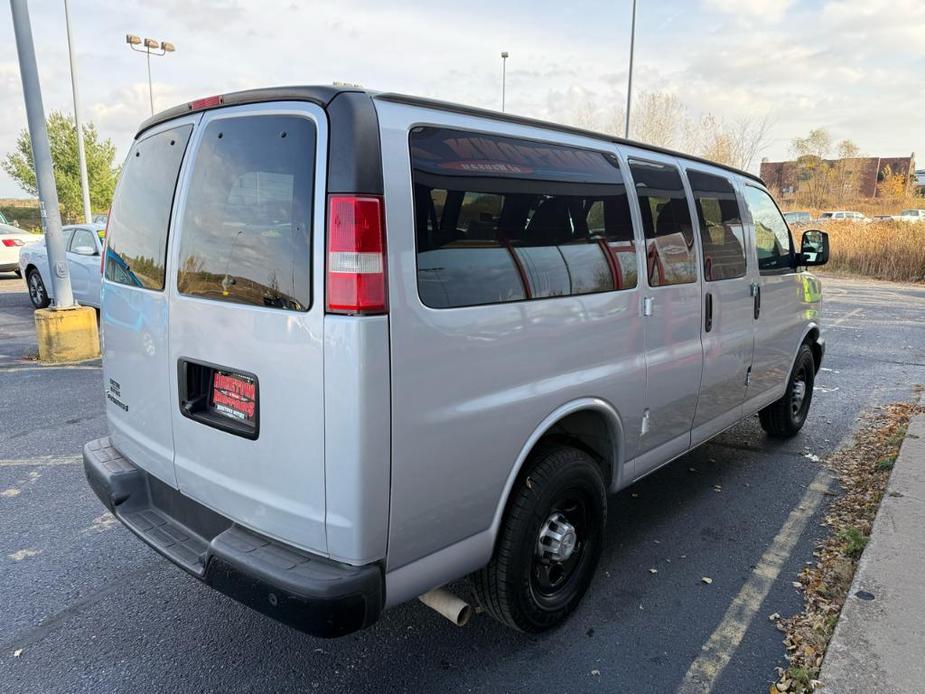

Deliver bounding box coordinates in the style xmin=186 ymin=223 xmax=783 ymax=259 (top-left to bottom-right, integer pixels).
xmin=1 ymin=212 xmax=38 ymax=277
xmin=896 ymin=209 xmax=925 ymax=222
xmin=93 ymin=213 xmax=109 ymax=226
xmin=18 ymin=223 xmax=105 ymax=308
xmin=872 ymin=215 xmax=895 ymax=222
xmin=83 ymin=85 xmax=830 ymax=639
xmin=818 ymin=210 xmax=869 ymax=222
xmin=783 ymin=211 xmax=812 ymax=224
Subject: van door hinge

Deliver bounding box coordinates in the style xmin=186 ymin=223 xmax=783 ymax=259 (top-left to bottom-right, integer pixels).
xmin=641 ymin=408 xmax=650 ymax=436
xmin=643 ymin=296 xmax=654 ymax=317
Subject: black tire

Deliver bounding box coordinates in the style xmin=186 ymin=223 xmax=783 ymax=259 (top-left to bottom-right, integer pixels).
xmin=759 ymin=343 xmax=816 ymax=438
xmin=472 ymin=444 xmax=607 ymax=632
xmin=27 ymin=268 xmax=50 ymax=309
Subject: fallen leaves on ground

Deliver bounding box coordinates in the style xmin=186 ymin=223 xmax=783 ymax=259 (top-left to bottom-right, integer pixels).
xmin=772 ymin=401 xmax=924 ymax=693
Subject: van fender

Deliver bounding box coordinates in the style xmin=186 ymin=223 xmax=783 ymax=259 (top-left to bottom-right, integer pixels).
xmin=487 ymin=398 xmax=625 ymax=544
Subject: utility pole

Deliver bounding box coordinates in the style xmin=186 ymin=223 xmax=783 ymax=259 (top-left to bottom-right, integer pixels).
xmin=10 ymin=0 xmax=74 ymax=308
xmin=624 ymin=0 xmax=637 ymax=139
xmin=64 ymin=0 xmax=92 ymax=224
xmin=501 ymin=51 xmax=509 ymax=112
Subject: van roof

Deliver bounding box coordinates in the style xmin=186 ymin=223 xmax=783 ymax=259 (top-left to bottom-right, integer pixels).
xmin=136 ymin=85 xmax=765 ymax=186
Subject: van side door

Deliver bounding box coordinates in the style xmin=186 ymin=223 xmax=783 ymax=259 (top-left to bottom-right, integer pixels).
xmin=686 ymin=170 xmax=754 ymax=444
xmin=623 ymin=152 xmax=704 ymax=477
xmin=741 ymin=185 xmax=802 ymax=408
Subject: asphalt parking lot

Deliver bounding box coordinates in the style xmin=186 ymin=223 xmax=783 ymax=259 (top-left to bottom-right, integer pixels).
xmin=2 ymin=270 xmax=924 ymax=694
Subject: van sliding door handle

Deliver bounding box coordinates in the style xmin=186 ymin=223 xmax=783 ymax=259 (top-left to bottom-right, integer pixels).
xmin=753 ymin=284 xmax=761 ymax=320
xmin=704 ymin=292 xmax=713 ymax=333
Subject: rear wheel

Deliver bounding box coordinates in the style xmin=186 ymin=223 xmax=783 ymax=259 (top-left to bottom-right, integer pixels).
xmin=27 ymin=268 xmax=50 ymax=309
xmin=472 ymin=444 xmax=606 ymax=632
xmin=759 ymin=343 xmax=816 ymax=438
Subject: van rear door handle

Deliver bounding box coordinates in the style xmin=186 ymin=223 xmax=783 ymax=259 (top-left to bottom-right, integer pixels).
xmin=753 ymin=284 xmax=761 ymax=319
xmin=704 ymin=292 xmax=713 ymax=333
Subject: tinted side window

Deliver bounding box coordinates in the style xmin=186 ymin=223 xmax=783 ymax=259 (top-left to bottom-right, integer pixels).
xmin=410 ymin=127 xmax=637 ymax=309
xmin=177 ymin=115 xmax=315 ymax=312
xmin=105 ymin=125 xmax=192 ymax=290
xmin=628 ymin=160 xmax=697 ymax=286
xmin=743 ymin=186 xmax=793 ymax=273
xmin=687 ymin=170 xmax=747 ymax=281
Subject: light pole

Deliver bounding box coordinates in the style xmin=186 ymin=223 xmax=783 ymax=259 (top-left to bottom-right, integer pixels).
xmin=64 ymin=0 xmax=91 ymax=224
xmin=125 ymin=33 xmax=175 ymax=116
xmin=10 ymin=0 xmax=74 ymax=308
xmin=500 ymin=51 xmax=509 ymax=112
xmin=624 ymin=0 xmax=637 ymax=139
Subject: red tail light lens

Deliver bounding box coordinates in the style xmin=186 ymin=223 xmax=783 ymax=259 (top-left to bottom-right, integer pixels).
xmin=326 ymin=195 xmax=387 ymax=314
xmin=2 ymin=239 xmax=24 ymax=247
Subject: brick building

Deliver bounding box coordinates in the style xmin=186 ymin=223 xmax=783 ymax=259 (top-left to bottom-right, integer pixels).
xmin=760 ymin=155 xmax=915 ymax=199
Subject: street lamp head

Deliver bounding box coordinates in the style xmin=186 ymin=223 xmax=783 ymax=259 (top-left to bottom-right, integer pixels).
xmin=160 ymin=41 xmax=175 ymax=53
xmin=501 ymin=51 xmax=509 ymax=59
xmin=125 ymin=34 xmax=141 ymax=45
xmin=143 ymin=38 xmax=159 ymax=49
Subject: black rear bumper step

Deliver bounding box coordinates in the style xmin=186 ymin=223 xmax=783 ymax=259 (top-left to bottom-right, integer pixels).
xmin=83 ymin=437 xmax=383 ymax=637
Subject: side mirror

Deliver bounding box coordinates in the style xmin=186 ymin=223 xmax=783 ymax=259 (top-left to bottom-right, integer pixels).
xmin=73 ymin=245 xmax=97 ymax=256
xmin=800 ymin=229 xmax=829 ymax=267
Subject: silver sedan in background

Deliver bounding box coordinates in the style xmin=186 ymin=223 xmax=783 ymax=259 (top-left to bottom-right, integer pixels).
xmin=18 ymin=223 xmax=106 ymax=308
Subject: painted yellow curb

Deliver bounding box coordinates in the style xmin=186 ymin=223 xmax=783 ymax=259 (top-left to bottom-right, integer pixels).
xmin=34 ymin=306 xmax=100 ymax=363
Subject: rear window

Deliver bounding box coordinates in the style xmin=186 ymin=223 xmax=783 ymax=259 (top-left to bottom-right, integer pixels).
xmin=105 ymin=124 xmax=192 ymax=289
xmin=176 ymin=115 xmax=315 ymax=312
xmin=410 ymin=127 xmax=637 ymax=309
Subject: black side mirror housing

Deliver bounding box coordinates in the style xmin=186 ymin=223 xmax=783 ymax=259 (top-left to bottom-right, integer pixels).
xmin=800 ymin=229 xmax=829 ymax=267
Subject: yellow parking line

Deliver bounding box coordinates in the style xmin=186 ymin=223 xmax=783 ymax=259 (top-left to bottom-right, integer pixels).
xmin=677 ymin=470 xmax=831 ymax=693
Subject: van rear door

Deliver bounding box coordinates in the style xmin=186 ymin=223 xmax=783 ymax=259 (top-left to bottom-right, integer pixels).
xmin=102 ymin=114 xmax=200 ymax=487
xmin=165 ymin=103 xmax=328 ymax=555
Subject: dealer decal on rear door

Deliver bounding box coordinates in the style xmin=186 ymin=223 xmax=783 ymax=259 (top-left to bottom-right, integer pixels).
xmin=211 ymin=371 xmax=257 ymax=424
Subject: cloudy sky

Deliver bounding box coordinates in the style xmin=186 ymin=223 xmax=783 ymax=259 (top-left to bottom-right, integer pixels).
xmin=1 ymin=0 xmax=923 ymax=198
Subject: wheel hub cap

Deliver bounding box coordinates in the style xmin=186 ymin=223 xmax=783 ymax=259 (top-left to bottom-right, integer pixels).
xmin=792 ymin=379 xmax=807 ymax=412
xmin=537 ymin=512 xmax=578 ymax=563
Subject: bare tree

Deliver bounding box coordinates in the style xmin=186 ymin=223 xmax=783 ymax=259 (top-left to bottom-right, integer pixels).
xmin=630 ymin=91 xmax=687 ymax=148
xmin=830 ymin=139 xmax=862 ymax=200
xmin=791 ymin=128 xmax=834 ymax=208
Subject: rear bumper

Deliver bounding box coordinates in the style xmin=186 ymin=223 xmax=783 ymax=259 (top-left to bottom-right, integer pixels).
xmin=0 ymin=261 xmax=19 ymax=273
xmin=83 ymin=437 xmax=384 ymax=637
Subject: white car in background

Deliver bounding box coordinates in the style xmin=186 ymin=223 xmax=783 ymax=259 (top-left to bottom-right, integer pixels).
xmin=896 ymin=209 xmax=925 ymax=222
xmin=818 ymin=210 xmax=869 ymax=222
xmin=0 ymin=211 xmax=39 ymax=277
xmin=18 ymin=223 xmax=105 ymax=308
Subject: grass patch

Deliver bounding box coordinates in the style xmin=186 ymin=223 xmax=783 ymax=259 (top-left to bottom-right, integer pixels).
xmin=772 ymin=401 xmax=924 ymax=692
xmin=836 ymin=527 xmax=868 ymax=559
xmin=814 ymin=220 xmax=925 ymax=283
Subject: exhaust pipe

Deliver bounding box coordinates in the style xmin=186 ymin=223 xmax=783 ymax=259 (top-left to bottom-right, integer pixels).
xmin=418 ymin=588 xmax=472 ymax=626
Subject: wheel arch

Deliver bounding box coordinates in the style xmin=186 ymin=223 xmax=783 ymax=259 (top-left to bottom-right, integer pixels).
xmin=488 ymin=398 xmax=624 ymax=545
xmin=800 ymin=323 xmax=822 ymax=373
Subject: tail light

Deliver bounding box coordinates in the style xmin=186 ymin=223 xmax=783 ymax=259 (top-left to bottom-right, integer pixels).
xmin=326 ymin=195 xmax=387 ymax=314
xmin=2 ymin=239 xmax=24 ymax=247
xmin=100 ymin=209 xmax=111 ymax=275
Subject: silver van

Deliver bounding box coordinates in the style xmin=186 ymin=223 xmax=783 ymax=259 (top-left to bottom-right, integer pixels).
xmin=84 ymin=86 xmax=829 ymax=637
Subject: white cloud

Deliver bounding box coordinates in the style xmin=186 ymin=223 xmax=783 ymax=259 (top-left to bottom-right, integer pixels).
xmin=704 ymin=0 xmax=795 ymax=21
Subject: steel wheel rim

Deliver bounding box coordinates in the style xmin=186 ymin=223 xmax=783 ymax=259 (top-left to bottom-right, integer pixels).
xmin=530 ymin=489 xmax=595 ymax=609
xmin=791 ymin=366 xmax=808 ymax=416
